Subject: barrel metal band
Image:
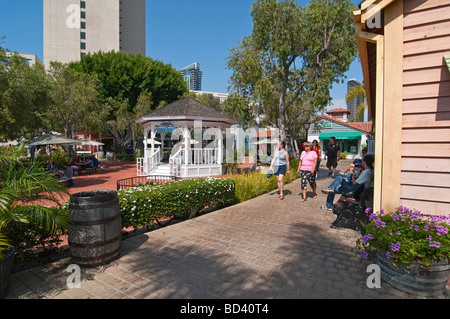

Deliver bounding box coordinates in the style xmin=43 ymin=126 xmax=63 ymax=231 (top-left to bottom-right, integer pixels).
xmin=69 ymin=198 xmax=119 ymax=211
xmin=69 ymin=234 xmax=122 ymax=248
xmin=70 ymin=213 xmax=121 ymax=226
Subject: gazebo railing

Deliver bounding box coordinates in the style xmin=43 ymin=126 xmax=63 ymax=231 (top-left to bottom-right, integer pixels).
xmin=117 ymin=175 xmax=178 ymax=191
xmin=189 ymin=148 xmax=217 ymax=165
xmin=137 ymin=148 xmax=160 ymax=176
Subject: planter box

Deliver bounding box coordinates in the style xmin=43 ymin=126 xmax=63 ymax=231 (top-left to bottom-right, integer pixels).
xmin=0 ymin=248 xmax=15 ymax=299
xmin=377 ymin=253 xmax=450 ymax=297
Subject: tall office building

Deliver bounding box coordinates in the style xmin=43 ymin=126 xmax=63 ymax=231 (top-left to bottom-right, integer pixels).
xmin=346 ymin=79 xmax=365 ymax=121
xmin=180 ymin=62 xmax=203 ymax=91
xmin=43 ymin=0 xmax=145 ymax=68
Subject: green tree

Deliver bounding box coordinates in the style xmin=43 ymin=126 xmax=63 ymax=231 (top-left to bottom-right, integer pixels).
xmin=0 ymin=50 xmax=52 ymax=140
xmin=69 ymin=51 xmax=188 ymax=111
xmin=226 ymin=0 xmax=357 ymax=150
xmin=46 ymin=62 xmax=102 ymax=139
xmin=69 ymin=51 xmax=188 ymax=151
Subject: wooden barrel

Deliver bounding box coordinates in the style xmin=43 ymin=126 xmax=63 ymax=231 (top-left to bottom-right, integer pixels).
xmin=377 ymin=253 xmax=450 ymax=297
xmin=69 ymin=190 xmax=122 ymax=267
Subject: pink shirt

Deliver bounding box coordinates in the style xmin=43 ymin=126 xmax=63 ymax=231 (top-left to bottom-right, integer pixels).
xmin=300 ymin=151 xmax=318 ymax=172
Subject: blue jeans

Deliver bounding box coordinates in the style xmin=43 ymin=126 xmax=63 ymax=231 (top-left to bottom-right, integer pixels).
xmin=325 ymin=176 xmax=356 ymax=209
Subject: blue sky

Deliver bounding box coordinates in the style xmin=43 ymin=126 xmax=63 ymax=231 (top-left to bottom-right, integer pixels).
xmin=0 ymin=0 xmax=362 ymax=110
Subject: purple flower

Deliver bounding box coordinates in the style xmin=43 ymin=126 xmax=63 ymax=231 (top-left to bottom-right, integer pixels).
xmin=362 ymin=234 xmax=373 ymax=243
xmin=436 ymin=226 xmax=448 ymax=236
xmin=386 ymin=251 xmax=394 ymax=259
xmin=396 ymin=231 xmax=401 ymax=236
xmin=429 ymin=241 xmax=441 ymax=248
xmin=393 ymin=213 xmax=399 ymax=221
xmin=390 ymin=242 xmax=401 ymax=252
xmin=365 ymin=207 xmax=372 ymax=215
xmin=361 ymin=251 xmax=369 ymax=259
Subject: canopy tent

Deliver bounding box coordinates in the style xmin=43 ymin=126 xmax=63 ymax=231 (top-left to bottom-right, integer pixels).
xmin=319 ymin=132 xmax=362 ymax=140
xmin=251 ymin=138 xmax=279 ymax=145
xmin=27 ymin=134 xmax=81 ymax=146
xmin=75 ymin=138 xmax=104 ymax=146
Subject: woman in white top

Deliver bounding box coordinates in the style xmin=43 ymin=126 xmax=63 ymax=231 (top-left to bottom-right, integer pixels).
xmin=270 ymin=141 xmax=290 ymax=200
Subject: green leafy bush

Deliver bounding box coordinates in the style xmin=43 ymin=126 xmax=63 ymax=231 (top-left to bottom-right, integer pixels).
xmin=229 ymin=160 xmax=299 ymax=203
xmin=119 ymin=177 xmax=236 ymax=229
xmin=7 ymin=205 xmax=68 ymax=263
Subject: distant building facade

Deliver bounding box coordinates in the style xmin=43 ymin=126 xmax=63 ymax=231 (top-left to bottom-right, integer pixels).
xmin=43 ymin=0 xmax=145 ymax=68
xmin=180 ymin=62 xmax=203 ymax=91
xmin=346 ymin=79 xmax=365 ymax=121
xmin=6 ymin=52 xmax=44 ymax=67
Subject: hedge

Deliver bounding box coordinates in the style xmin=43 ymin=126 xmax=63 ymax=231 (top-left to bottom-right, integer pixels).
xmin=118 ymin=177 xmax=236 ymax=229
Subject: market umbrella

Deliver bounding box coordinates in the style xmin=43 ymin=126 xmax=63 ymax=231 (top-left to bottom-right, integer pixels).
xmin=27 ymin=134 xmax=81 ymax=146
xmin=251 ymin=138 xmax=279 ymax=145
xmin=75 ymin=138 xmax=104 ymax=146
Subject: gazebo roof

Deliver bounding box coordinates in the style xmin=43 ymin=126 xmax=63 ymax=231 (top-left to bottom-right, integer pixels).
xmin=136 ymin=97 xmax=233 ymax=125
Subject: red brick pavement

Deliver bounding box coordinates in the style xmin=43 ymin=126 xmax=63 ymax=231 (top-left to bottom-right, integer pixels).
xmin=5 ymin=160 xmax=449 ymax=301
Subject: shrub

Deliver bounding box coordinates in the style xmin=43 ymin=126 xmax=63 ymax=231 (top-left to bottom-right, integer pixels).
xmin=229 ymin=159 xmax=299 ymax=203
xmin=119 ymin=177 xmax=236 ymax=229
xmin=7 ymin=205 xmax=68 ymax=263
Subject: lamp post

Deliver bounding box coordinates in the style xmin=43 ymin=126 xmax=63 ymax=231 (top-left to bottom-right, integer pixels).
xmin=304 ymin=121 xmax=311 ymax=143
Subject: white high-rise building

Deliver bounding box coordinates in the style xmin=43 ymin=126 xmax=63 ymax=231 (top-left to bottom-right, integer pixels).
xmin=43 ymin=0 xmax=145 ymax=68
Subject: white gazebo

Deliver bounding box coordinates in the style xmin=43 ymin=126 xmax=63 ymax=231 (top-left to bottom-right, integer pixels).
xmin=135 ymin=97 xmax=233 ymax=178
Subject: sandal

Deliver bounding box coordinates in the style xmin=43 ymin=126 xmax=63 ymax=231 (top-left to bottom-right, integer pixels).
xmin=280 ymin=195 xmax=285 ymax=200
xmin=301 ymin=197 xmax=306 ymax=202
xmin=312 ymin=194 xmax=317 ymax=199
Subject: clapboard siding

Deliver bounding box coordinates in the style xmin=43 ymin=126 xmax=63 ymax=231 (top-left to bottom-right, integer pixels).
xmin=404 ymin=51 xmax=450 ymax=70
xmin=404 ymin=20 xmax=450 ymax=42
xmin=400 ymin=199 xmax=450 ymax=215
xmin=401 ymin=0 xmax=450 ymax=219
xmin=404 ymin=0 xmax=450 ymax=14
xmin=402 ymin=143 xmax=450 ymax=157
xmin=401 ymin=158 xmax=450 ymax=173
xmin=404 ymin=4 xmax=450 ymax=28
xmin=403 ymin=66 xmax=450 ymax=85
xmin=403 ymin=127 xmax=450 ymax=142
xmin=401 ymin=171 xmax=450 ymax=188
xmin=401 ymin=184 xmax=450 ymax=202
xmin=402 ymin=112 xmax=450 ymax=128
xmin=403 ymin=97 xmax=450 ymax=114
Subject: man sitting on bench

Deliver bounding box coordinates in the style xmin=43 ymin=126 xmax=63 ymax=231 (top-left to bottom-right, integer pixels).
xmin=320 ymin=155 xmax=374 ymax=211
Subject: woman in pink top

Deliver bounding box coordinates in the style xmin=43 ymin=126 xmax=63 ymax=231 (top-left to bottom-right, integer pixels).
xmin=297 ymin=142 xmax=318 ymax=201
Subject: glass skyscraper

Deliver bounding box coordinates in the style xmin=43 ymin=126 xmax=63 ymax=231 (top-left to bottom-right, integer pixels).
xmin=180 ymin=62 xmax=203 ymax=91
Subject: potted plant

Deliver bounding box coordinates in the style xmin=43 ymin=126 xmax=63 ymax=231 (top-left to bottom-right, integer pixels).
xmin=0 ymin=145 xmax=69 ymax=298
xmin=357 ymin=206 xmax=450 ymax=297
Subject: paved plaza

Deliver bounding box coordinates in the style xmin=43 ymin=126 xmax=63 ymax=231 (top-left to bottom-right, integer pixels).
xmin=5 ymin=161 xmax=449 ymax=300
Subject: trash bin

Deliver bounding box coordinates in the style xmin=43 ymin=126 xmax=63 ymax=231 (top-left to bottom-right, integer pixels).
xmin=68 ymin=190 xmax=122 ymax=267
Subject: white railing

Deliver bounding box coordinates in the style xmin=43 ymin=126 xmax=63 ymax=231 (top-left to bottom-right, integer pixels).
xmin=136 ymin=148 xmax=161 ymax=176
xmin=189 ymin=148 xmax=217 ymax=165
xmin=169 ymin=148 xmax=183 ymax=177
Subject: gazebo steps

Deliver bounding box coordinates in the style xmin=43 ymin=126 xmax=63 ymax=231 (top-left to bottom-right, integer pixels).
xmin=149 ymin=164 xmax=172 ymax=176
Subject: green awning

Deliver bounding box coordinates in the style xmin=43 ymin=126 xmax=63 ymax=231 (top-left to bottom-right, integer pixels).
xmin=319 ymin=132 xmax=362 ymax=140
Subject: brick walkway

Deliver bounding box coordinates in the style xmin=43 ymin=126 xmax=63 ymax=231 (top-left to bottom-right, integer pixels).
xmin=5 ymin=160 xmax=449 ymax=300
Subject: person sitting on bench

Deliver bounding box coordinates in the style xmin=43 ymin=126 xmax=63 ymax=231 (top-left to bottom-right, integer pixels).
xmin=320 ymin=155 xmax=374 ymax=211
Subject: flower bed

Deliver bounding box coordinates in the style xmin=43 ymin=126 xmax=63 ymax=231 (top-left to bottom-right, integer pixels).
xmin=118 ymin=177 xmax=236 ymax=229
xmin=357 ymin=206 xmax=450 ymax=269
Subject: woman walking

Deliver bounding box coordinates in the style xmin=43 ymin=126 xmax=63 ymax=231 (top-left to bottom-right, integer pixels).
xmin=312 ymin=140 xmax=321 ymax=178
xmin=270 ymin=141 xmax=290 ymax=200
xmin=297 ymin=142 xmax=318 ymax=201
